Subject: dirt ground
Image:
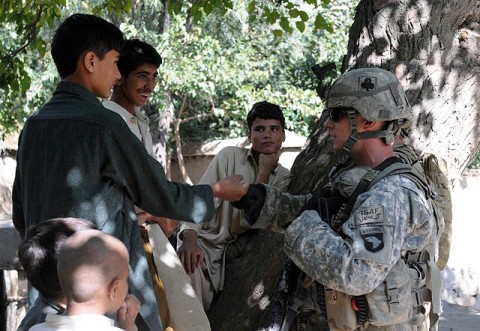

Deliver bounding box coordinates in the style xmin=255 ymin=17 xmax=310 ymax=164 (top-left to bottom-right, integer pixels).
xmin=5 ymin=271 xmax=480 ymax=331
xmin=439 ymin=301 xmax=480 ymax=331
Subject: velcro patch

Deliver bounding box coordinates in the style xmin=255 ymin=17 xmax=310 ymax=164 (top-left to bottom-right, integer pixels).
xmin=360 ymin=226 xmax=384 ymax=252
xmin=355 ymin=207 xmax=385 ymax=225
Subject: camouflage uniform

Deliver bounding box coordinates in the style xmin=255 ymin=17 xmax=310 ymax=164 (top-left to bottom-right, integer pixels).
xmin=253 ymin=165 xmax=435 ymax=329
xmin=237 ymin=68 xmax=441 ymax=330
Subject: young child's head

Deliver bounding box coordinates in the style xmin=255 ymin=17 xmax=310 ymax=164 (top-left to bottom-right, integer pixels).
xmin=57 ymin=229 xmax=130 ymax=314
xmin=246 ymin=101 xmax=286 ymax=155
xmin=18 ymin=218 xmax=97 ymax=303
xmin=112 ymin=39 xmax=162 ymax=112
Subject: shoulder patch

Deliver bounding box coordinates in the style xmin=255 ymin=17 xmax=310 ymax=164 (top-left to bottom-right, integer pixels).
xmin=355 ymin=206 xmax=385 ymax=225
xmin=360 ymin=226 xmax=385 ymax=252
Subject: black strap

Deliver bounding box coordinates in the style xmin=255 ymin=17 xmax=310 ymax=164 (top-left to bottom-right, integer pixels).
xmin=280 ymin=273 xmax=309 ymax=331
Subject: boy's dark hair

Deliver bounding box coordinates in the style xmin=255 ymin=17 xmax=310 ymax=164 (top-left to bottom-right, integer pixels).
xmin=247 ymin=101 xmax=285 ymax=132
xmin=18 ymin=218 xmax=96 ymax=300
xmin=51 ymin=13 xmax=124 ymax=79
xmin=117 ymin=39 xmax=162 ymax=78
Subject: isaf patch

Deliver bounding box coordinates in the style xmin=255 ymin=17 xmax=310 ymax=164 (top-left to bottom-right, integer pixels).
xmin=356 ymin=206 xmax=384 ymax=225
xmin=360 ymin=226 xmax=384 ymax=252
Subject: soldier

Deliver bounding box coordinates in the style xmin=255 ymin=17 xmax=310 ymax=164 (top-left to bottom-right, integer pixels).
xmin=234 ymin=67 xmax=441 ymax=330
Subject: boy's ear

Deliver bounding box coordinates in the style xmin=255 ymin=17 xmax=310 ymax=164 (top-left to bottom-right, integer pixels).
xmin=83 ymin=51 xmax=97 ymax=73
xmin=107 ymin=278 xmax=120 ymax=300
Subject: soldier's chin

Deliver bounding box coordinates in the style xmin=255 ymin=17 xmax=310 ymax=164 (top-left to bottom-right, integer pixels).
xmin=333 ymin=145 xmax=349 ymax=156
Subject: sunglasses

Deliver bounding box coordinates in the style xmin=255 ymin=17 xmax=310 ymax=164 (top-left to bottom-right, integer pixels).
xmin=327 ymin=108 xmax=355 ymax=122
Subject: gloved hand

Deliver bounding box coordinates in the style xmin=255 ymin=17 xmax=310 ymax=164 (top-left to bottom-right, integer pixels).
xmin=231 ymin=184 xmax=266 ymax=226
xmin=297 ymin=190 xmax=346 ymax=227
xmin=297 ymin=194 xmax=321 ymax=216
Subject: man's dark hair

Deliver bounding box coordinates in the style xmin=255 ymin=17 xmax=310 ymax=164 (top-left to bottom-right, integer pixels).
xmin=247 ymin=101 xmax=285 ymax=132
xmin=117 ymin=39 xmax=162 ymax=78
xmin=18 ymin=218 xmax=96 ymax=300
xmin=51 ymin=13 xmax=124 ymax=78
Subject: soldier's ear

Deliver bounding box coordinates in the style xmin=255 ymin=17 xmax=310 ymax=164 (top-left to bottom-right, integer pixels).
xmin=363 ymin=120 xmax=380 ymax=130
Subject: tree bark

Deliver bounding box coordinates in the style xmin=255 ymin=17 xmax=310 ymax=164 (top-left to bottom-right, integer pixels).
xmin=207 ymin=1 xmax=480 ymax=330
xmin=148 ymin=0 xmax=172 ymax=171
xmin=174 ymin=96 xmax=193 ymax=184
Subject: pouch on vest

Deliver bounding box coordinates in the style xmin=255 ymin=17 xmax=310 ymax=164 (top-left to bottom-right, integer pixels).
xmin=366 ymin=259 xmax=412 ymax=326
xmin=324 ymin=288 xmax=358 ymax=331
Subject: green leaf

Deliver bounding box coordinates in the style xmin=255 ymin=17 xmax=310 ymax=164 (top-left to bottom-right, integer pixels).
xmin=247 ymin=1 xmax=255 ymax=13
xmin=299 ymin=10 xmax=309 ymax=22
xmin=20 ymin=74 xmax=31 ymax=92
xmin=266 ymin=10 xmax=279 ymax=24
xmin=169 ymin=1 xmax=183 ymax=15
xmin=314 ymin=14 xmax=333 ymax=32
xmin=204 ymin=3 xmax=214 ymax=15
xmin=224 ymin=0 xmax=233 ymax=10
xmin=279 ymin=17 xmax=292 ymax=33
xmin=289 ymin=9 xmax=299 ymax=18
xmin=296 ymin=21 xmax=305 ymax=33
xmin=273 ymin=29 xmax=283 ymax=38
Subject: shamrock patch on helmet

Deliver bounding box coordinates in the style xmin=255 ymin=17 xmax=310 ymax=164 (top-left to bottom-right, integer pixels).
xmin=359 ymin=76 xmax=376 ymax=91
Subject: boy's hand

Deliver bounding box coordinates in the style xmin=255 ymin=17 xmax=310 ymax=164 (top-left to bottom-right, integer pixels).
xmin=146 ymin=215 xmax=179 ymax=238
xmin=116 ymin=294 xmax=141 ymax=331
xmin=210 ymin=175 xmax=248 ymax=201
xmin=256 ymin=153 xmax=279 ymax=183
xmin=178 ymin=230 xmax=205 ymax=274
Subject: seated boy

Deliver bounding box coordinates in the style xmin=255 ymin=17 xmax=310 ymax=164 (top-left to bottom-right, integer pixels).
xmin=30 ymin=229 xmax=140 ymax=331
xmin=178 ymin=101 xmax=292 ymax=310
xmin=17 ymin=217 xmax=96 ymax=330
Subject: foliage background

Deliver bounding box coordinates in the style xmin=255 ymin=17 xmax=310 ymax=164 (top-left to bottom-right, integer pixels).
xmin=1 ymin=0 xmax=356 ymax=142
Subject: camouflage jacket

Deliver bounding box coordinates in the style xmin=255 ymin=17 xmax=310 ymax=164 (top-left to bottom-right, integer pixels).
xmin=255 ymin=171 xmax=433 ymax=294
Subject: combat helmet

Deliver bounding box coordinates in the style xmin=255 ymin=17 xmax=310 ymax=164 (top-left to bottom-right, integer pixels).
xmin=326 ymin=67 xmax=413 ymax=151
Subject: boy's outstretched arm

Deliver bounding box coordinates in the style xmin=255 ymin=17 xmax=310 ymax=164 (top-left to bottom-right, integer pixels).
xmin=210 ymin=175 xmax=249 ymax=201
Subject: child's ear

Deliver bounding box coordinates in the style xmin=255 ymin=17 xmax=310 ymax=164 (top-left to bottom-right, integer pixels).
xmin=83 ymin=51 xmax=97 ymax=73
xmin=107 ymin=278 xmax=120 ymax=300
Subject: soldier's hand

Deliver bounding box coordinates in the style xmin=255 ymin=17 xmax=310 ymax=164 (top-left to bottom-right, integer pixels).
xmin=298 ymin=194 xmax=321 ymax=215
xmin=178 ymin=230 xmax=205 ymax=274
xmin=231 ymin=184 xmax=266 ymax=225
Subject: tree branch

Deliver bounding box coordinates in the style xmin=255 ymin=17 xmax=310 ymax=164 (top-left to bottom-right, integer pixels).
xmin=3 ymin=5 xmax=44 ymax=66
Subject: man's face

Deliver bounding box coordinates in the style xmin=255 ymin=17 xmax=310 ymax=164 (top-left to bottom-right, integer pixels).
xmin=248 ymin=118 xmax=285 ymax=154
xmin=117 ymin=63 xmax=159 ymax=111
xmin=324 ymin=108 xmax=353 ymax=151
xmin=93 ymin=50 xmax=121 ymax=99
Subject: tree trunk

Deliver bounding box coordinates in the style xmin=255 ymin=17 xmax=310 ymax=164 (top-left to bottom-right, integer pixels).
xmin=148 ymin=0 xmax=172 ymax=171
xmin=207 ymin=1 xmax=480 ymax=330
xmin=149 ymin=91 xmax=173 ymax=169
